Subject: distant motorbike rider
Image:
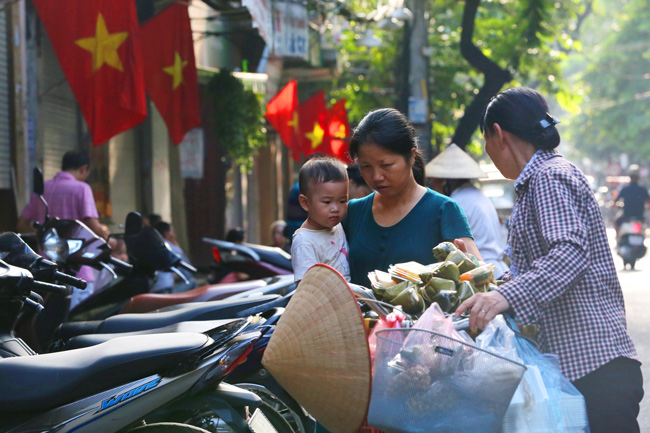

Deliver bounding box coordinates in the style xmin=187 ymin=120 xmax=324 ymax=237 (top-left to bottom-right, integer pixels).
xmin=615 ymin=164 xmax=650 ymax=236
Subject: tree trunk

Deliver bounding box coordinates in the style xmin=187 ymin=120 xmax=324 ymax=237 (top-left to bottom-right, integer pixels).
xmin=452 ymin=0 xmax=512 ymax=149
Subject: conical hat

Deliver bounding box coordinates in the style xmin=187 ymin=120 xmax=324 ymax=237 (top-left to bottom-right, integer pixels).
xmin=425 ymin=143 xmax=487 ymax=179
xmin=262 ymin=265 xmax=371 ymax=433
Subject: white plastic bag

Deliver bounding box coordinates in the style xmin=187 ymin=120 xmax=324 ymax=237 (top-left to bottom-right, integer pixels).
xmin=476 ymin=315 xmax=590 ymax=433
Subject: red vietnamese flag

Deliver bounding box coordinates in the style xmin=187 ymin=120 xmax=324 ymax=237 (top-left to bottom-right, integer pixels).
xmin=299 ymin=90 xmax=331 ymax=158
xmin=265 ymin=80 xmax=301 ymax=162
xmin=141 ymin=3 xmax=201 ymax=145
xmin=326 ymin=99 xmax=352 ymax=163
xmin=32 ymin=0 xmax=147 ymax=146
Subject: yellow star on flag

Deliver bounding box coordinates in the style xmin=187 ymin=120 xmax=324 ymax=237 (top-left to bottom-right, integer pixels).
xmin=75 ymin=13 xmax=129 ymax=73
xmin=163 ymin=52 xmax=188 ymax=89
xmin=287 ymin=111 xmax=300 ymax=134
xmin=335 ymin=124 xmax=347 ymax=138
xmin=305 ymin=122 xmax=324 ymax=149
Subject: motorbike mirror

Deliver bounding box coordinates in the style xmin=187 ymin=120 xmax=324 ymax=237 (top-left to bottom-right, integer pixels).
xmin=33 ymin=167 xmax=44 ymax=195
xmin=125 ymin=212 xmax=143 ymax=236
xmin=32 ymin=167 xmax=49 ymax=222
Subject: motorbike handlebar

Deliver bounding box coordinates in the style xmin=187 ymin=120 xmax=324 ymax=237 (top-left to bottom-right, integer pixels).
xmin=31 ymin=280 xmax=72 ymax=296
xmin=29 ymin=290 xmax=44 ymax=305
xmin=108 ymin=256 xmax=133 ymax=275
xmin=53 ymin=271 xmax=87 ymax=289
xmin=24 ymin=297 xmax=45 ymax=312
xmin=177 ymin=260 xmax=197 ymax=274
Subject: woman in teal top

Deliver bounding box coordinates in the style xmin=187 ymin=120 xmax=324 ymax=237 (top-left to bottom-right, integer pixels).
xmin=343 ymin=108 xmax=480 ymax=286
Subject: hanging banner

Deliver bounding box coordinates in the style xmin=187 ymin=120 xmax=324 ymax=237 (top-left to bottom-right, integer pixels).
xmin=273 ymin=2 xmax=308 ymax=60
xmin=179 ymin=128 xmax=205 ymax=179
xmin=242 ymin=0 xmax=273 ymax=47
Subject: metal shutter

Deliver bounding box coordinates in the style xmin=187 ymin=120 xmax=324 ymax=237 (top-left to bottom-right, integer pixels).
xmin=39 ymin=27 xmax=80 ymax=180
xmin=0 ymin=10 xmax=11 ymax=189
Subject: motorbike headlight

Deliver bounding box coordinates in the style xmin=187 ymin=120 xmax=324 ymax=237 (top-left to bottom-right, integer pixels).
xmin=43 ymin=228 xmax=69 ymax=263
xmin=67 ymin=239 xmax=83 ymax=255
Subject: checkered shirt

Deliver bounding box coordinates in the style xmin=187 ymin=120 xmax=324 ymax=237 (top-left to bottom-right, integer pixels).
xmin=497 ymin=150 xmax=638 ymax=381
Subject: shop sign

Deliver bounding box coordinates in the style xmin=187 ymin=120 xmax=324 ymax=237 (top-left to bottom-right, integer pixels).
xmin=273 ymin=2 xmax=308 ymax=59
xmin=179 ymin=128 xmax=205 ymax=180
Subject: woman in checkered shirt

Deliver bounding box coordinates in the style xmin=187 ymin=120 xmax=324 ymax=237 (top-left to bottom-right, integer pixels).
xmin=456 ymin=87 xmax=643 ymax=433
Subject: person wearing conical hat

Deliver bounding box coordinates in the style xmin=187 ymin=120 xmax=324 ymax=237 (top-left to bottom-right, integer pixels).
xmin=426 ymin=143 xmax=509 ymax=277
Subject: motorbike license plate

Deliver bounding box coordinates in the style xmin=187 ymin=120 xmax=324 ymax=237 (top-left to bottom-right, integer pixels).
xmin=629 ymin=235 xmax=644 ymax=246
xmin=248 ymin=408 xmax=278 ymax=433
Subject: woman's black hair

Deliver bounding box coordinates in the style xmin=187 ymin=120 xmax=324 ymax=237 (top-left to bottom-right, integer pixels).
xmin=349 ymin=108 xmax=425 ymax=185
xmin=480 ymin=87 xmax=561 ymax=151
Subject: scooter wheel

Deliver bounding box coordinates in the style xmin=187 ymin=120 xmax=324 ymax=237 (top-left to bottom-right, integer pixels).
xmin=129 ymin=422 xmax=212 ymax=433
xmin=630 ymin=258 xmax=637 ymax=270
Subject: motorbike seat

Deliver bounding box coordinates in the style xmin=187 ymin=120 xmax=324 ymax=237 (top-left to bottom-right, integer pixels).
xmin=246 ymin=244 xmax=293 ymax=271
xmin=64 ymin=319 xmax=241 ymax=350
xmin=56 ymin=295 xmax=280 ymax=340
xmin=0 ymin=333 xmax=210 ymax=412
xmin=120 ymin=279 xmax=269 ymax=314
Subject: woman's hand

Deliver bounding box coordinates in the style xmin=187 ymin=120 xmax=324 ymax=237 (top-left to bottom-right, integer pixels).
xmin=454 ymin=237 xmax=483 ymax=261
xmin=455 ymin=291 xmax=510 ymax=332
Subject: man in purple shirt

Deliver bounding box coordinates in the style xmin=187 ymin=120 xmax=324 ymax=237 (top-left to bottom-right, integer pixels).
xmin=17 ymin=150 xmax=108 ymax=309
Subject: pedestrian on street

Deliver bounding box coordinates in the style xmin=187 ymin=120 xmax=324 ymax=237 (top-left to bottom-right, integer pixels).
xmin=426 ymin=143 xmax=509 ymax=278
xmin=151 ymin=221 xmax=196 ymax=293
xmin=343 ymin=108 xmax=481 ymax=286
xmin=456 ymin=87 xmax=643 ymax=433
xmin=17 ymin=150 xmax=109 ymax=310
xmin=270 ymin=220 xmax=289 ymax=252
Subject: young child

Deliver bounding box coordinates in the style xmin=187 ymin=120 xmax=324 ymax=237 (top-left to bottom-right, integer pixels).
xmin=291 ymin=157 xmax=350 ymax=282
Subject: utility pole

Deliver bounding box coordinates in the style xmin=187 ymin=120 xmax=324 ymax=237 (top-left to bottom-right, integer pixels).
xmin=408 ymin=0 xmax=432 ymax=162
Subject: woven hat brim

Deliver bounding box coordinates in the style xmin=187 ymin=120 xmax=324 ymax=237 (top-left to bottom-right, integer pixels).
xmin=425 ymin=143 xmax=487 ymax=179
xmin=262 ymin=264 xmax=371 ymax=433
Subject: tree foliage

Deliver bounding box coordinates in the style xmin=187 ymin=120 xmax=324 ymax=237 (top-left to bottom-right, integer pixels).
xmin=328 ymin=0 xmax=585 ymax=156
xmin=563 ymin=0 xmax=650 ymax=163
xmin=206 ymin=70 xmax=266 ymax=170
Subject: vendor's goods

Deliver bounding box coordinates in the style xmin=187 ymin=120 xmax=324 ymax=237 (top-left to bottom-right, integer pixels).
xmin=368 ymin=328 xmax=526 ymax=433
xmin=457 ymin=280 xmax=476 ymax=303
xmin=366 ymin=242 xmax=503 ymax=317
xmin=446 ymin=250 xmax=477 ymax=274
xmin=418 ymin=262 xmax=444 ymax=284
xmin=378 ymin=280 xmax=409 ymax=301
xmin=434 ymin=260 xmax=461 ymax=284
xmin=460 ymin=264 xmax=496 ymax=287
xmin=391 ymin=286 xmax=426 ymax=315
xmin=432 ymin=241 xmax=458 ymax=261
xmin=430 ymin=290 xmax=459 ymax=312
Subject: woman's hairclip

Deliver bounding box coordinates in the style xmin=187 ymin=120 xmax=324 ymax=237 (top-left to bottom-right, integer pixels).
xmin=539 ymin=113 xmax=560 ymax=129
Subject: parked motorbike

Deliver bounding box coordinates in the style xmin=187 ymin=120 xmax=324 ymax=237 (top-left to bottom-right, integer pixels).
xmin=0 ymin=259 xmax=292 ymax=433
xmin=120 ymin=275 xmax=296 ymax=314
xmin=617 ymin=219 xmax=647 ymax=269
xmin=203 ymin=238 xmax=292 ymax=283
